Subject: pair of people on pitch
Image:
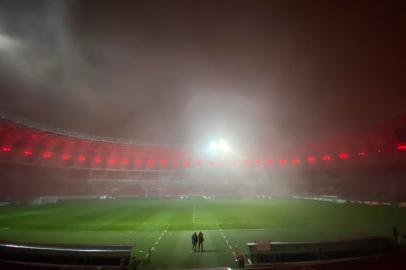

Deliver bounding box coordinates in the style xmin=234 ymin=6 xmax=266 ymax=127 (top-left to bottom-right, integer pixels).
xmin=192 ymin=231 xmax=204 ymax=252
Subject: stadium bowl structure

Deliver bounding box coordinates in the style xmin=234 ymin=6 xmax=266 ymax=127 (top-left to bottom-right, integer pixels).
xmin=1 ymin=115 xmax=406 ymax=269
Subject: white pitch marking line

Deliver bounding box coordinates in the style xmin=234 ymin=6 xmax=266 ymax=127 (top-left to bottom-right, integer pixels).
xmin=217 ymin=223 xmax=238 ymax=260
xmin=192 ymin=205 xmax=195 ymax=224
xmin=150 ymin=224 xmax=170 ymax=253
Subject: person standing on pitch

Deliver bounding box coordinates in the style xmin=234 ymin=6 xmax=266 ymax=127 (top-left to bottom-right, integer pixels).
xmin=192 ymin=232 xmax=198 ymax=252
xmin=198 ymin=231 xmax=204 ymax=252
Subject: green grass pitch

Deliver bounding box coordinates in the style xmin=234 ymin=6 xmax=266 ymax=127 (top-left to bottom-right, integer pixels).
xmin=1 ymin=198 xmax=406 ymax=269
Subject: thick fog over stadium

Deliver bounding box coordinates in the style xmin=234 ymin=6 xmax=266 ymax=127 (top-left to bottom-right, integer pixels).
xmin=1 ymin=2 xmax=406 ymax=269
xmin=0 ymin=0 xmax=406 ymax=151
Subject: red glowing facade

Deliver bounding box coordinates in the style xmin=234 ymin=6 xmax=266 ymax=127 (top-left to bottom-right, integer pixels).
xmin=0 ymin=117 xmax=406 ymax=171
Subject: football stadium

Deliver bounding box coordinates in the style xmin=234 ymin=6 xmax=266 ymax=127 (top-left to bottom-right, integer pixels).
xmin=1 ymin=113 xmax=406 ymax=270
xmin=1 ymin=1 xmax=406 ymax=270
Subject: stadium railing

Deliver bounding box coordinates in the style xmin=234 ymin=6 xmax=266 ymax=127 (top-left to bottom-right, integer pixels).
xmin=0 ymin=242 xmax=135 ymax=269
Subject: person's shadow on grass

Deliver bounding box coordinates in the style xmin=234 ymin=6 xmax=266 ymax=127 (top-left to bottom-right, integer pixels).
xmin=195 ymin=249 xmax=220 ymax=253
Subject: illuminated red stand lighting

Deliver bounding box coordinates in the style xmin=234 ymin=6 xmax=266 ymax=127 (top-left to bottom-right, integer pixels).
xmin=42 ymin=151 xmax=53 ymax=159
xmin=109 ymin=158 xmax=118 ymax=165
xmin=307 ymin=156 xmax=317 ymax=164
xmin=322 ymin=154 xmax=331 ymax=161
xmin=61 ymin=154 xmax=71 ymax=161
xmin=279 ymin=159 xmax=288 ymax=166
xmin=292 ymin=157 xmax=301 ymax=165
xmin=358 ymin=151 xmax=367 ymax=158
xmin=23 ymin=149 xmax=33 ymax=156
xmin=2 ymin=145 xmax=12 ymax=152
xmin=397 ymin=144 xmax=406 ymax=150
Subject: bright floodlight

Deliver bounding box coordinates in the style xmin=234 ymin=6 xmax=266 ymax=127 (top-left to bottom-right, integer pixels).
xmin=208 ymin=139 xmax=230 ymax=154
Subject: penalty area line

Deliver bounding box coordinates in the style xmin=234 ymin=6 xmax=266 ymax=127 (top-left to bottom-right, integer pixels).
xmin=145 ymin=224 xmax=170 ymax=258
xmin=217 ymin=223 xmax=236 ymax=257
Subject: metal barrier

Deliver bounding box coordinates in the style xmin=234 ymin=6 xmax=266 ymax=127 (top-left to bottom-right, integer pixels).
xmin=0 ymin=242 xmax=134 ymax=268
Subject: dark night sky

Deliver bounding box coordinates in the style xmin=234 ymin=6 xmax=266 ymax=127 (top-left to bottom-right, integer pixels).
xmin=0 ymin=0 xmax=405 ymax=149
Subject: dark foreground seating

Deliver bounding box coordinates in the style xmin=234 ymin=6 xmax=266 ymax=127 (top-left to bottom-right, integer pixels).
xmin=247 ymin=236 xmax=398 ymax=264
xmin=0 ymin=242 xmax=133 ymax=268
